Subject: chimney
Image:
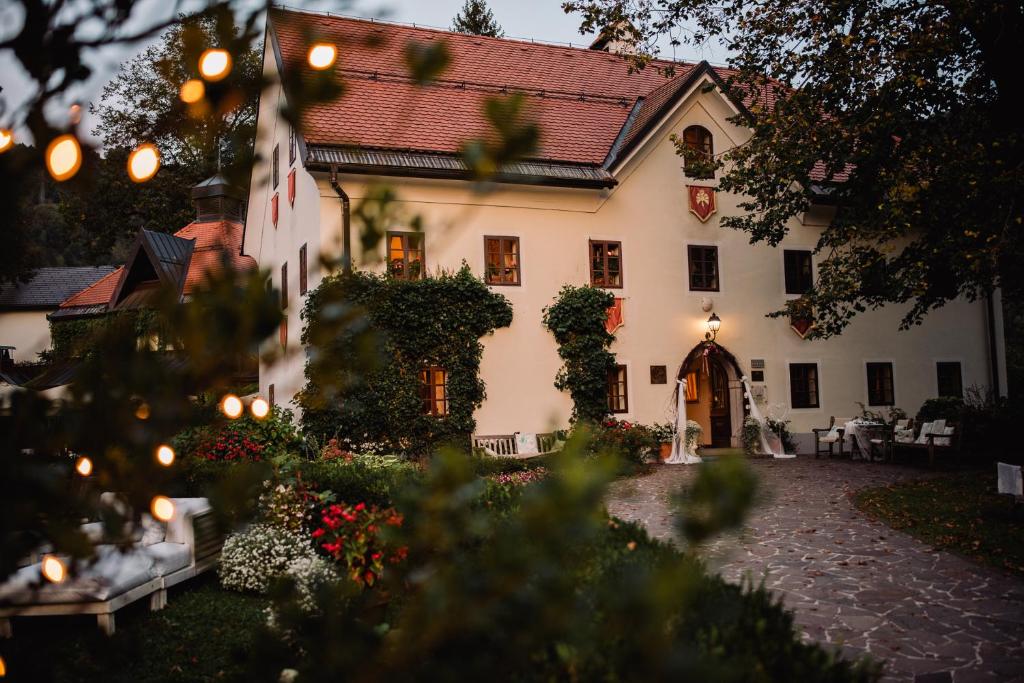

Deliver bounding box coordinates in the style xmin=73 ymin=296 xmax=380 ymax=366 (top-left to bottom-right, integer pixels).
xmin=191 ymin=173 xmax=245 ymax=222
xmin=589 ymin=20 xmax=640 ymax=55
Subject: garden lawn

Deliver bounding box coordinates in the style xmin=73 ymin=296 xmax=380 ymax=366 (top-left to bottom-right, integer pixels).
xmin=1 ymin=575 xmax=266 ymax=683
xmin=854 ymin=469 xmax=1024 ymax=575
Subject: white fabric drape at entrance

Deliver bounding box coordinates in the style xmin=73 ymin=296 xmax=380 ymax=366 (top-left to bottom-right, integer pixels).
xmin=741 ymin=376 xmax=795 ymax=459
xmin=665 ymin=378 xmax=702 ymax=464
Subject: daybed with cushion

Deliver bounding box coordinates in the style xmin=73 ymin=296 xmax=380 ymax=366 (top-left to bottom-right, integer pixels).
xmin=0 ymin=497 xmax=222 ymax=636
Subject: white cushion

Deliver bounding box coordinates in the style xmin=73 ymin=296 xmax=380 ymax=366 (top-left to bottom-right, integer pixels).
xmin=0 ymin=546 xmax=156 ymax=605
xmin=514 ymin=433 xmax=539 ymax=455
xmin=165 ymin=498 xmax=211 ymax=544
xmin=142 ymin=542 xmax=191 ymax=575
xmin=934 ymin=426 xmax=954 ymax=447
xmin=895 ymin=429 xmax=915 ymax=443
xmin=140 ymin=514 xmax=166 ymax=546
xmin=915 ymin=422 xmax=934 ymax=445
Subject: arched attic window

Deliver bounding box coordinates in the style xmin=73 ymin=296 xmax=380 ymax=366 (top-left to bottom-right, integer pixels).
xmin=682 ymin=125 xmax=714 ymax=179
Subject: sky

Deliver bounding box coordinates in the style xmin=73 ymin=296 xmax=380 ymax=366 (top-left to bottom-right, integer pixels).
xmin=0 ymin=0 xmax=729 ymax=146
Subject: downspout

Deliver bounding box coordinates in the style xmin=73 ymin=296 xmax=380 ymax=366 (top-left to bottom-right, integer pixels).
xmin=985 ymin=291 xmax=1000 ymax=396
xmin=329 ymin=165 xmax=352 ymax=274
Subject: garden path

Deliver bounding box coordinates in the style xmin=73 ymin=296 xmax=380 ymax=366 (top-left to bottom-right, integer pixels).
xmin=606 ymin=458 xmax=1024 ymax=682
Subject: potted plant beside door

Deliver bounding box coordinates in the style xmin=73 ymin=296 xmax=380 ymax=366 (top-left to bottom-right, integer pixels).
xmin=651 ymin=423 xmax=675 ymax=461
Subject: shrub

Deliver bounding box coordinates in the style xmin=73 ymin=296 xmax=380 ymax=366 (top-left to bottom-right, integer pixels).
xmin=650 ymin=422 xmax=675 ymax=443
xmin=765 ymin=417 xmax=797 ymax=453
xmin=297 ymin=456 xmax=418 ymax=508
xmin=590 ymin=418 xmax=657 ymax=464
xmin=684 ymin=419 xmax=703 ymax=450
xmin=259 ymin=483 xmax=313 ymax=533
xmin=741 ymin=416 xmax=762 ymax=456
xmin=220 ymin=524 xmax=320 ymax=594
xmin=916 ymin=396 xmax=965 ymax=424
xmin=310 ymin=502 xmax=408 ymax=587
xmin=173 ymin=405 xmax=300 ymax=463
xmin=542 ymin=285 xmax=617 ymax=424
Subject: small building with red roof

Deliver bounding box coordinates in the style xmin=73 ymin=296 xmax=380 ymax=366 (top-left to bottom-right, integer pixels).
xmin=246 ymin=8 xmax=1002 ymax=451
xmin=55 ymin=174 xmax=256 ymax=321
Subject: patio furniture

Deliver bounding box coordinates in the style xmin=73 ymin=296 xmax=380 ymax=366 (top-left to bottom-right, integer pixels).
xmin=472 ymin=432 xmax=562 ymax=458
xmin=997 ymin=462 xmax=1023 ymax=502
xmin=895 ymin=420 xmax=960 ymax=466
xmin=864 ymin=423 xmax=896 ymax=462
xmin=0 ymin=497 xmax=222 ymax=637
xmin=812 ymin=417 xmax=853 ymax=458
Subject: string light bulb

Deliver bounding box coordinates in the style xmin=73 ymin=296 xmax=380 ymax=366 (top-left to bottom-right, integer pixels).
xmin=151 ymin=496 xmax=175 ymax=522
xmin=250 ymin=397 xmax=270 ymax=419
xmin=0 ymin=129 xmax=13 ymax=154
xmin=127 ymin=143 xmax=160 ymax=183
xmin=156 ymin=444 xmax=175 ymax=466
xmin=199 ymin=49 xmax=232 ymax=81
xmin=0 ymin=653 xmax=6 ymax=677
xmin=179 ymin=79 xmax=205 ymax=104
xmin=45 ymin=134 xmax=82 ymax=181
xmin=41 ymin=555 xmax=66 ymax=584
xmin=307 ymin=43 xmax=337 ymax=70
xmin=75 ymin=456 xmax=93 ymax=477
xmin=135 ymin=402 xmax=151 ymax=420
xmin=220 ymin=393 xmax=243 ymax=419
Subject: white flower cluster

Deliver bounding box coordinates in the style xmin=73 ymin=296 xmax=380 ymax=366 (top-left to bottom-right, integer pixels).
xmin=339 ymin=436 xmax=391 ymax=456
xmin=220 ymin=523 xmax=320 ymax=594
xmin=684 ymin=420 xmax=703 ymax=449
xmin=258 ymin=483 xmax=310 ymax=532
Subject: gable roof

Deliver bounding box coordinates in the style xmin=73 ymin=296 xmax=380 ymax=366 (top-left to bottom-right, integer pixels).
xmin=0 ymin=267 xmax=117 ymax=310
xmin=269 ymin=9 xmax=771 ymax=186
xmin=55 ymin=219 xmax=256 ymax=319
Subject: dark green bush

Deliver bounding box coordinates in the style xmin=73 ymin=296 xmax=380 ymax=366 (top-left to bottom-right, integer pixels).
xmin=296 ymin=458 xmax=419 ymax=508
xmin=916 ymin=396 xmax=965 ymax=424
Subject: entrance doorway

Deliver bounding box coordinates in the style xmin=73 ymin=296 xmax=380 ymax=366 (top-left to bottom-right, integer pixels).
xmin=677 ymin=341 xmax=746 ymax=449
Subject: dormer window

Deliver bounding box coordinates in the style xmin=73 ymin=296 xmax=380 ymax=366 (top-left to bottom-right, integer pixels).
xmin=682 ymin=125 xmax=714 ymax=179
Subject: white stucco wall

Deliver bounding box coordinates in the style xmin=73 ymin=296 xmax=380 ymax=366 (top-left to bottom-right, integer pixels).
xmin=0 ymin=309 xmax=53 ymax=362
xmin=246 ymin=46 xmax=1004 ymax=447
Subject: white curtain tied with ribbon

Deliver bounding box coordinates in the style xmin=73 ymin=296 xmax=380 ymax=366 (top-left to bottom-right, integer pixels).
xmin=665 ymin=378 xmax=702 ymax=464
xmin=741 ymin=376 xmax=795 ymax=459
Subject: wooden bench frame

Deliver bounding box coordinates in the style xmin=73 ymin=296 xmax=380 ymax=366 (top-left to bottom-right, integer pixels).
xmin=0 ymin=509 xmax=222 ymax=637
xmin=896 ymin=430 xmax=961 ymax=467
xmin=811 ymin=417 xmax=847 ymax=459
xmin=471 ymin=433 xmax=559 ymax=458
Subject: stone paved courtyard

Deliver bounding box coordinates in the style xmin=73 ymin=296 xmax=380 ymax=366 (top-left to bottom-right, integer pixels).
xmin=606 ymin=458 xmax=1024 ymax=682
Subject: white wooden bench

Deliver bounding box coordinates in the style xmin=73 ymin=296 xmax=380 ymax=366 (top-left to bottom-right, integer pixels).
xmin=472 ymin=433 xmax=561 ymax=458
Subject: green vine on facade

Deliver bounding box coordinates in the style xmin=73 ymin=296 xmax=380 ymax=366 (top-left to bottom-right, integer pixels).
xmin=542 ymin=285 xmax=616 ymax=424
xmin=298 ymin=265 xmax=513 ymax=455
xmin=46 ymin=309 xmax=162 ymax=361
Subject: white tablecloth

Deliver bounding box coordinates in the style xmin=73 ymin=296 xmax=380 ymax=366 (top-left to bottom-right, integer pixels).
xmin=843 ymin=421 xmax=885 ymax=458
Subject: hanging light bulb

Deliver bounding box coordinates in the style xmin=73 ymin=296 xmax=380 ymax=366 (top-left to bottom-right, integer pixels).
xmin=68 ymin=103 xmax=83 ymax=125
xmin=307 ymin=43 xmax=337 ymax=70
xmin=0 ymin=653 xmax=6 ymax=677
xmin=127 ymin=143 xmax=160 ymax=182
xmin=75 ymin=456 xmax=93 ymax=477
xmin=220 ymin=393 xmax=243 ymax=419
xmin=45 ymin=134 xmax=82 ymax=181
xmin=0 ymin=128 xmax=13 ymax=154
xmin=156 ymin=444 xmax=175 ymax=466
xmin=41 ymin=555 xmax=67 ymax=584
xmin=250 ymin=397 xmax=270 ymax=419
xmin=179 ymin=79 xmax=206 ymax=104
xmin=151 ymin=496 xmax=175 ymax=522
xmin=135 ymin=402 xmax=151 ymax=420
xmin=199 ymin=49 xmax=232 ymax=81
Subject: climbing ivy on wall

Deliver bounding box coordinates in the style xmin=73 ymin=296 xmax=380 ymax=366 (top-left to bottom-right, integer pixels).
xmin=298 ymin=265 xmax=513 ymax=455
xmin=542 ymin=285 xmax=616 ymax=424
xmin=47 ymin=309 xmax=160 ymax=360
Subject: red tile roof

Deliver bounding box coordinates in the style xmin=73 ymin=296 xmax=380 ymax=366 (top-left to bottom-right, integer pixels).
xmin=270 ymin=8 xmax=704 ymax=166
xmin=60 ymin=220 xmax=255 ymax=309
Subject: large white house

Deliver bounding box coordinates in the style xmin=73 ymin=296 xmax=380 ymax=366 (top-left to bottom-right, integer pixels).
xmin=244 ymin=8 xmax=1006 ymax=451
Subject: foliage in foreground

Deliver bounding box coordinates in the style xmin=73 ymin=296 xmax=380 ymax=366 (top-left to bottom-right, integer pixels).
xmin=241 ymin=447 xmax=879 ymax=682
xmin=855 ymin=471 xmax=1024 ymax=576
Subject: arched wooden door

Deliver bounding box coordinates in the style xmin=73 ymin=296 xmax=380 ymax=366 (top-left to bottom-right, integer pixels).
xmin=709 ymin=359 xmax=732 ymax=447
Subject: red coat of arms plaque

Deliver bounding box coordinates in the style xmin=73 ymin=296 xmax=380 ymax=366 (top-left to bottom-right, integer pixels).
xmin=687 ymin=185 xmax=717 ymax=222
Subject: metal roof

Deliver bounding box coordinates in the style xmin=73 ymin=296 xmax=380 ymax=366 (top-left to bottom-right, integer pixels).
xmin=306 ymin=146 xmax=617 ymax=188
xmin=0 ymin=267 xmax=117 ymax=310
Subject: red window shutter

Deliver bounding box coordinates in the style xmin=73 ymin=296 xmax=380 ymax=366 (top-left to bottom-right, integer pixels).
xmin=271 ymin=193 xmax=279 ymax=227
xmin=288 ymin=169 xmax=296 ymax=206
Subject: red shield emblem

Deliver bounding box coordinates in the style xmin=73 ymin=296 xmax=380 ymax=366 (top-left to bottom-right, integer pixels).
xmin=687 ymin=185 xmax=717 ymax=222
xmin=790 ymin=314 xmax=814 ymax=339
xmin=605 ymin=298 xmax=624 ymax=334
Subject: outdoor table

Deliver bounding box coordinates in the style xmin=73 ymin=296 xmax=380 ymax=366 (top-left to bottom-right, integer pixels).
xmin=843 ymin=420 xmax=885 ymax=459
